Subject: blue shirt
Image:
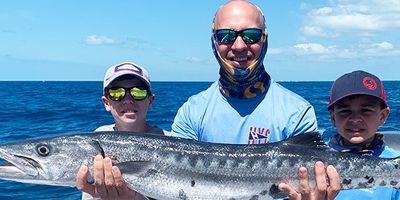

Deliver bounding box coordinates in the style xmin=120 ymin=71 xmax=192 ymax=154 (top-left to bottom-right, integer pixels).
xmin=328 ymin=133 xmax=400 ymax=200
xmin=170 ymin=80 xmax=318 ymax=144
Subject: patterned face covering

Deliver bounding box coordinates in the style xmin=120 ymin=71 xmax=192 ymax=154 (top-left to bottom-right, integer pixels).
xmin=211 ymin=33 xmax=270 ymax=99
xmin=328 ymin=133 xmax=385 ymax=156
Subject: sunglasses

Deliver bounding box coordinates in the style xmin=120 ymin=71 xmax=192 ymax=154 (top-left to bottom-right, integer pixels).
xmin=107 ymin=87 xmax=149 ymax=101
xmin=214 ymin=28 xmax=263 ymax=44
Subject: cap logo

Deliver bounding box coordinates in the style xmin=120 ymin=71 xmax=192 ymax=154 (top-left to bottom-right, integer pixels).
xmin=362 ymin=76 xmax=377 ymax=90
xmin=114 ymin=63 xmax=143 ymax=76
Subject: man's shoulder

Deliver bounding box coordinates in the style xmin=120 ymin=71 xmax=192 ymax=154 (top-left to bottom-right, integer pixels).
xmin=182 ymin=81 xmax=220 ymax=106
xmin=268 ymin=81 xmax=311 ymax=105
xmin=189 ymin=81 xmax=219 ymax=99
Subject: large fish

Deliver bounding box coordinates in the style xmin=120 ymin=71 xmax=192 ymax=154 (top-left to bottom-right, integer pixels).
xmin=0 ymin=131 xmax=399 ymax=200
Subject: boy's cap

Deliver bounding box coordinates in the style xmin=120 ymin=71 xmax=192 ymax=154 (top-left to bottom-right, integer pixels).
xmin=328 ymin=70 xmax=387 ymax=110
xmin=103 ymin=62 xmax=151 ymax=90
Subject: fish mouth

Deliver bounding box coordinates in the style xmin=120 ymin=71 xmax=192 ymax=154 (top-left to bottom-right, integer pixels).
xmin=0 ymin=151 xmax=40 ymax=178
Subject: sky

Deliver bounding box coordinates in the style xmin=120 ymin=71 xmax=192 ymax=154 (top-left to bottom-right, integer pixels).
xmin=0 ymin=0 xmax=399 ymax=81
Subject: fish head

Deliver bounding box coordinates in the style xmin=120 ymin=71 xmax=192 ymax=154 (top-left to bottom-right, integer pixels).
xmin=0 ymin=134 xmax=101 ymax=186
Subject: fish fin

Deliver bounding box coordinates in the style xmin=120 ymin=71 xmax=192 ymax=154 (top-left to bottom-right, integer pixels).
xmin=115 ymin=161 xmax=155 ymax=175
xmin=282 ymin=131 xmax=330 ymax=150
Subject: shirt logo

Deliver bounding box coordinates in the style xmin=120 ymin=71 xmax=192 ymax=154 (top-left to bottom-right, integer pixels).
xmin=248 ymin=127 xmax=270 ymax=144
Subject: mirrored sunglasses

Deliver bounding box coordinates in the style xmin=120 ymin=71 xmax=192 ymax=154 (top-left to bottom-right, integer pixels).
xmin=214 ymin=28 xmax=263 ymax=44
xmin=107 ymin=87 xmax=148 ymax=101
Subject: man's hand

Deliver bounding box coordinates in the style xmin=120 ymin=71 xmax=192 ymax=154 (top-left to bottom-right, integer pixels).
xmin=278 ymin=161 xmax=341 ymax=200
xmin=75 ymin=155 xmax=147 ymax=200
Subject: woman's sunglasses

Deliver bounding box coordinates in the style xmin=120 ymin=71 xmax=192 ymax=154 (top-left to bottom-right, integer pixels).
xmin=214 ymin=28 xmax=263 ymax=44
xmin=106 ymin=87 xmax=149 ymax=101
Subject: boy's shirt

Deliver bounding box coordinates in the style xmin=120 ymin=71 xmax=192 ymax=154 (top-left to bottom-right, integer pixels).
xmin=328 ymin=133 xmax=400 ymax=200
xmin=95 ymin=123 xmax=165 ymax=135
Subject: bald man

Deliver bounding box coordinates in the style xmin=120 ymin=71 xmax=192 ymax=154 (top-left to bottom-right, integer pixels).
xmin=171 ymin=1 xmax=341 ymax=199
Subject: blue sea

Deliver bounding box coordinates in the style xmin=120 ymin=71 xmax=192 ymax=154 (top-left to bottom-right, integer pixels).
xmin=0 ymin=81 xmax=399 ymax=199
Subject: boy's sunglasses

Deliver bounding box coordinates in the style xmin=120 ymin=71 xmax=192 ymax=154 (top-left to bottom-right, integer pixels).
xmin=214 ymin=28 xmax=263 ymax=44
xmin=107 ymin=87 xmax=149 ymax=101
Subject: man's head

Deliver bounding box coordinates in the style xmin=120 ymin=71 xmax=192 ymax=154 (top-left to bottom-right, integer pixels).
xmin=102 ymin=62 xmax=154 ymax=131
xmin=328 ymin=70 xmax=389 ymax=146
xmin=212 ymin=0 xmax=268 ymax=80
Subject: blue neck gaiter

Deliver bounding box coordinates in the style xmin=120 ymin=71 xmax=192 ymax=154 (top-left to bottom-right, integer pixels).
xmin=212 ymin=34 xmax=270 ymax=99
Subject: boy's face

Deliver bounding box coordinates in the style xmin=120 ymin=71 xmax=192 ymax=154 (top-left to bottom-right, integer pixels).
xmin=329 ymin=95 xmax=389 ymax=146
xmin=102 ymin=78 xmax=154 ymax=129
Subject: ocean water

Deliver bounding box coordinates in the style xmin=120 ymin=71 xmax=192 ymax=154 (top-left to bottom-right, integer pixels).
xmin=0 ymin=81 xmax=399 ymax=199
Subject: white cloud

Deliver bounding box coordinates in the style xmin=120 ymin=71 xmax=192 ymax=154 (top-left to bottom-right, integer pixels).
xmin=312 ymin=13 xmax=381 ymax=31
xmin=294 ymin=43 xmax=335 ymax=55
xmin=359 ymin=41 xmax=400 ymax=56
xmin=85 ymin=35 xmax=115 ymax=45
xmin=302 ymin=26 xmax=338 ymax=37
xmin=290 ymin=41 xmax=399 ymax=59
xmin=313 ymin=7 xmax=333 ymax=15
xmin=375 ymin=42 xmax=394 ymax=50
xmin=303 ymin=26 xmax=325 ymax=37
xmin=302 ymin=0 xmax=400 ymax=36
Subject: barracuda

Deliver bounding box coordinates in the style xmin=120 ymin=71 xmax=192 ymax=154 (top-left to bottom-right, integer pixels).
xmin=0 ymin=131 xmax=399 ymax=200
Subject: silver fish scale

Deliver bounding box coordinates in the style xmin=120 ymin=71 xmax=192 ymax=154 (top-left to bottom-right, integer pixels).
xmin=1 ymin=132 xmax=400 ymax=200
xmin=92 ymin=133 xmax=400 ymax=199
xmin=95 ymin=134 xmax=289 ymax=199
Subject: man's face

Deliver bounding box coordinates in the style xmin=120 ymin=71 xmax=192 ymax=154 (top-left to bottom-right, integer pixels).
xmin=213 ymin=3 xmax=265 ymax=69
xmin=330 ymin=95 xmax=389 ymax=146
xmin=102 ymin=78 xmax=153 ymax=126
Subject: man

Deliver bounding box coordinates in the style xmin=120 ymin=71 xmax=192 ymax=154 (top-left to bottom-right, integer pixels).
xmin=170 ymin=1 xmax=340 ymax=199
xmin=76 ymin=62 xmax=163 ymax=200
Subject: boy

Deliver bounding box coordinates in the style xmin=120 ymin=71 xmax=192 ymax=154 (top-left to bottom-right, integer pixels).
xmin=328 ymin=70 xmax=400 ymax=199
xmin=76 ymin=62 xmax=163 ymax=200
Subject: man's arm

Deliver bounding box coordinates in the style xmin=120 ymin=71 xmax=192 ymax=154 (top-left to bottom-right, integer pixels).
xmin=170 ymin=102 xmax=199 ymax=140
xmin=290 ymin=105 xmax=318 ymax=137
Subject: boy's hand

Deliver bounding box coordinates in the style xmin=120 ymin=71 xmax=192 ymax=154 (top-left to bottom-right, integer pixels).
xmin=75 ymin=155 xmax=146 ymax=200
xmin=278 ymin=161 xmax=341 ymax=200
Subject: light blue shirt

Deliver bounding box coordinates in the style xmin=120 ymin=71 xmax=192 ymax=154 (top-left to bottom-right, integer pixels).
xmin=170 ymin=80 xmax=318 ymax=144
xmin=329 ymin=134 xmax=400 ymax=200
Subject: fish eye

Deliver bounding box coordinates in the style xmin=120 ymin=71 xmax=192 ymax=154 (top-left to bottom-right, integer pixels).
xmin=36 ymin=144 xmax=50 ymax=156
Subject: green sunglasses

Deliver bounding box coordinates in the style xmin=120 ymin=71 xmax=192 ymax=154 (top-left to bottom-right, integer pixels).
xmin=214 ymin=28 xmax=263 ymax=44
xmin=107 ymin=87 xmax=149 ymax=101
